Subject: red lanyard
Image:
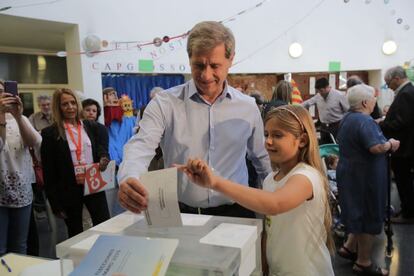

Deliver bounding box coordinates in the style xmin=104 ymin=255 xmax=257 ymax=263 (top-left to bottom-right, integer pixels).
xmin=65 ymin=121 xmax=82 ymax=164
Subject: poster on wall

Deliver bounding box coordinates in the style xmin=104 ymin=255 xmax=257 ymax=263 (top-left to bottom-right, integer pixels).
xmin=329 ymin=74 xmax=336 ymax=89
xmin=309 ymin=77 xmax=316 ymax=95
xmin=339 ymin=72 xmax=347 ymax=89
xmin=284 ymin=73 xmax=292 ymax=82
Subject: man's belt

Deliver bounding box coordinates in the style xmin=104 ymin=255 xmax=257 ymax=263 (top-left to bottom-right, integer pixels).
xmin=321 ymin=120 xmax=341 ymax=128
xmin=179 ymin=202 xmax=235 ymax=215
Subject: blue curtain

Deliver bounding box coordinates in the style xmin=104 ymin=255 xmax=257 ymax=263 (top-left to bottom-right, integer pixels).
xmin=101 ymin=74 xmax=185 ymax=109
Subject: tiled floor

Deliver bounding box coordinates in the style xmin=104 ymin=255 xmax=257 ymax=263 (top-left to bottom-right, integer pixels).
xmin=34 ymin=184 xmax=414 ymax=275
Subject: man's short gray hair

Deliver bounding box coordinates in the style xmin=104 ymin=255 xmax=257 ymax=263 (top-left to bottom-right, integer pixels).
xmin=187 ymin=21 xmax=235 ymax=59
xmin=385 ymin=66 xmax=407 ymax=81
xmin=346 ymin=75 xmax=363 ymax=89
xmin=37 ymin=95 xmax=51 ymax=102
xmin=347 ymin=84 xmax=375 ymax=111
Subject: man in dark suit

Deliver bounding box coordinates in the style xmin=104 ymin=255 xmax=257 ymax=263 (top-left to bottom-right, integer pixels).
xmin=380 ymin=66 xmax=414 ymax=223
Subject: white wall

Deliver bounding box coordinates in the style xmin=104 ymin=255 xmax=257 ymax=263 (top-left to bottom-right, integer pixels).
xmin=3 ymin=0 xmax=414 ymax=100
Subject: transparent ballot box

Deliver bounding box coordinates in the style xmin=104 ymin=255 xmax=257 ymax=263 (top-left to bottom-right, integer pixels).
xmin=56 ymin=212 xmax=263 ymax=276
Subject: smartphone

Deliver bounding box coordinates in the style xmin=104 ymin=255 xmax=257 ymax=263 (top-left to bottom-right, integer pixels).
xmin=4 ymin=81 xmax=18 ymax=96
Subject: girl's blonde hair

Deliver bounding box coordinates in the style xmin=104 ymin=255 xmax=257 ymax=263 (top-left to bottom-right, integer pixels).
xmin=264 ymin=105 xmax=334 ymax=253
xmin=51 ymin=88 xmax=82 ymax=140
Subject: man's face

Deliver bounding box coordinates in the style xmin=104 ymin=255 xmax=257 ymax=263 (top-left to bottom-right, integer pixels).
xmin=318 ymin=87 xmax=330 ymax=98
xmin=190 ymin=43 xmax=233 ymax=101
xmin=39 ymin=99 xmax=51 ymax=114
xmin=385 ymin=76 xmax=399 ymax=91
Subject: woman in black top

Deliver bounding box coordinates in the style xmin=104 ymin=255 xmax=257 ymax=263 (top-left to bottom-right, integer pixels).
xmin=41 ymin=89 xmax=110 ymax=237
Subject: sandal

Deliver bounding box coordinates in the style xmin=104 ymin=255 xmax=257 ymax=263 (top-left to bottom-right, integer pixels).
xmin=353 ymin=262 xmax=389 ymax=275
xmin=337 ymin=245 xmax=357 ymax=262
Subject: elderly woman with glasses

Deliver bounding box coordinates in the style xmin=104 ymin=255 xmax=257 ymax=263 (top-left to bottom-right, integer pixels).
xmin=336 ymin=84 xmax=399 ymax=276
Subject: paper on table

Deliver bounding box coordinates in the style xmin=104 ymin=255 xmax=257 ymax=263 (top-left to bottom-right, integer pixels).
xmin=181 ymin=213 xmax=212 ymax=226
xmin=140 ymin=167 xmax=182 ymax=227
xmin=20 ymin=259 xmax=74 ymax=276
xmin=0 ymin=253 xmax=49 ymax=276
xmin=200 ymin=223 xmax=257 ymax=249
xmin=69 ymin=235 xmax=178 ymax=276
xmin=91 ymin=211 xmax=144 ymax=233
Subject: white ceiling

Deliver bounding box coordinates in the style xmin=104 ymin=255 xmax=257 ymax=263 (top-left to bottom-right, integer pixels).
xmin=0 ymin=14 xmax=73 ymax=51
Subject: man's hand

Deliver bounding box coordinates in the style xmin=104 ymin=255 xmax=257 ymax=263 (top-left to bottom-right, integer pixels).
xmin=118 ymin=177 xmax=149 ymax=213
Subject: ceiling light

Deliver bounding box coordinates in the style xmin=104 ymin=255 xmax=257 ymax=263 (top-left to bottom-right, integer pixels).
xmin=382 ymin=40 xmax=397 ymax=55
xmin=288 ymin=42 xmax=303 ymax=58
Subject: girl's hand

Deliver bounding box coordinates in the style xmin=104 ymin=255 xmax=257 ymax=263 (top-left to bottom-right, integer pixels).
xmin=174 ymin=158 xmax=218 ymax=189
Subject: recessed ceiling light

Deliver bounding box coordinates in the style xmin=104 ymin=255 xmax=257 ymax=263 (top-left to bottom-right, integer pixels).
xmin=288 ymin=42 xmax=303 ymax=58
xmin=382 ymin=40 xmax=397 ymax=55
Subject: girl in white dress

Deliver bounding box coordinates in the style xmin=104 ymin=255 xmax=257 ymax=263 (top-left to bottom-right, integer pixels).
xmin=177 ymin=105 xmax=334 ymax=275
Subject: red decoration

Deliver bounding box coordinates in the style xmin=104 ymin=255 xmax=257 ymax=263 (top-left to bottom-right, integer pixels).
xmin=104 ymin=106 xmax=124 ymax=127
xmin=85 ymin=164 xmax=107 ymax=194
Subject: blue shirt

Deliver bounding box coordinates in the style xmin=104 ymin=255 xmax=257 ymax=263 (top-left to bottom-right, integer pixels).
xmin=118 ymin=80 xmax=271 ymax=208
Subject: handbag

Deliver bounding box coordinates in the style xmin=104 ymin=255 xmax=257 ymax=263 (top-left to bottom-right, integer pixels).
xmin=29 ymin=148 xmax=44 ymax=188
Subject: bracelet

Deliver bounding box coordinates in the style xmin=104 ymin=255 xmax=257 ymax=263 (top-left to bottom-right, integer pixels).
xmin=0 ymin=122 xmax=6 ymax=127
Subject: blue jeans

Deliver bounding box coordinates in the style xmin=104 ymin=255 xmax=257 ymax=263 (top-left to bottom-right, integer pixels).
xmin=0 ymin=204 xmax=32 ymax=255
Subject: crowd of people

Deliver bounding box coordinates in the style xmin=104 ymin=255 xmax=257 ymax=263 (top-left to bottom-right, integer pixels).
xmin=1 ymin=20 xmax=413 ymax=276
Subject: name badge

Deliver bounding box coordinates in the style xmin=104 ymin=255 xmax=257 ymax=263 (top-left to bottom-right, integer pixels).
xmin=74 ymin=164 xmax=86 ymax=185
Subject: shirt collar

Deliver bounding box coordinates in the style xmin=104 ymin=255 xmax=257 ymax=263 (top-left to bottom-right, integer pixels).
xmin=41 ymin=112 xmax=51 ymax=120
xmin=394 ymin=80 xmax=410 ymax=95
xmin=188 ymin=79 xmax=232 ymax=103
xmin=64 ymin=120 xmax=83 ymax=129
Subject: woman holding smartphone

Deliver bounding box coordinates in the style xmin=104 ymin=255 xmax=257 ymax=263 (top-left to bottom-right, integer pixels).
xmin=0 ymin=81 xmax=42 ymax=254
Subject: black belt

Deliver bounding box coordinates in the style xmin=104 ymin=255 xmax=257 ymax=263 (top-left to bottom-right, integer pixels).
xmin=321 ymin=121 xmax=340 ymax=128
xmin=179 ymin=202 xmax=236 ymax=215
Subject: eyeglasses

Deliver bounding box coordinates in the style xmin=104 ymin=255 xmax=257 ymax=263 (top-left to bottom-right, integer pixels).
xmin=385 ymin=77 xmax=394 ymax=87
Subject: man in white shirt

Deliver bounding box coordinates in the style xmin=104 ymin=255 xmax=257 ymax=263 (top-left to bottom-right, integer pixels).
xmin=302 ymin=77 xmax=349 ymax=144
xmin=117 ymin=21 xmax=271 ymax=218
